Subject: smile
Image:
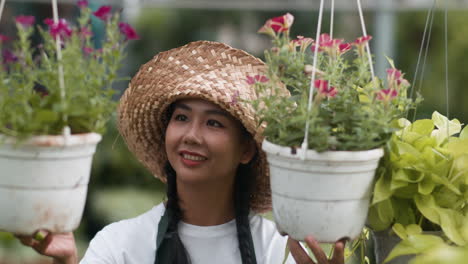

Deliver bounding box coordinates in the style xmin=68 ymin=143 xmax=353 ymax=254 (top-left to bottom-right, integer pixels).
xmin=182 ymin=154 xmax=207 ymax=161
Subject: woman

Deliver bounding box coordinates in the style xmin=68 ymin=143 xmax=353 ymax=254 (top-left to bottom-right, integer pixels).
xmin=17 ymin=41 xmax=346 ymax=264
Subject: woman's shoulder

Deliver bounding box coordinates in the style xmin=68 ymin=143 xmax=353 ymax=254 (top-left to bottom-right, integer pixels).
xmin=80 ymin=202 xmax=166 ymax=263
xmin=101 ymin=202 xmax=165 ymax=233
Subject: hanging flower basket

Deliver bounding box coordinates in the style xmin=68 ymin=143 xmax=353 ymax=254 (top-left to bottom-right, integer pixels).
xmin=0 ymin=1 xmax=138 ymax=234
xmin=0 ymin=133 xmax=101 ymax=234
xmin=251 ymin=10 xmax=418 ymax=242
xmin=263 ymin=140 xmax=383 ymax=242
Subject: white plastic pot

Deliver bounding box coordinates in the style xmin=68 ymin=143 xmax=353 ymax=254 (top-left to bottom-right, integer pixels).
xmin=262 ymin=139 xmax=383 ymax=242
xmin=0 ymin=133 xmax=101 ymax=235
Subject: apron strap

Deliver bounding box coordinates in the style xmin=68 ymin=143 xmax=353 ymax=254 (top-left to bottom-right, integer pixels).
xmin=154 ymin=206 xmax=172 ymax=264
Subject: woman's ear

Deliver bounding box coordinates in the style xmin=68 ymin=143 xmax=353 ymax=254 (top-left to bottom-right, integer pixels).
xmin=240 ymin=139 xmax=257 ymax=164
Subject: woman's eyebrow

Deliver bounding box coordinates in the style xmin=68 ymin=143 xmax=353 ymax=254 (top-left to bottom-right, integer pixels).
xmin=174 ymin=103 xmax=191 ymax=111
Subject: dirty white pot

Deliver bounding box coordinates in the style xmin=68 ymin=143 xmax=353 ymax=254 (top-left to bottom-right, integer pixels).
xmin=0 ymin=133 xmax=101 ymax=235
xmin=262 ymin=140 xmax=383 ymax=242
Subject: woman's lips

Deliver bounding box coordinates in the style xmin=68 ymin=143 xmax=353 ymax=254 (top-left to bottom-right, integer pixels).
xmin=179 ymin=151 xmax=207 ymax=166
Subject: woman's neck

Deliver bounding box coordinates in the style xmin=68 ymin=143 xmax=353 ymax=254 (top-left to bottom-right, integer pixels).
xmin=176 ymin=178 xmax=236 ymax=226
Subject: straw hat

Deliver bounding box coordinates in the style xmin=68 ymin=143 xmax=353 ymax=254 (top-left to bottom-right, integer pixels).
xmin=118 ymin=40 xmax=272 ymax=213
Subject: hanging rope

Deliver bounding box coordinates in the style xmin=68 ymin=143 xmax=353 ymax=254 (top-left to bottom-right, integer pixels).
xmin=0 ymin=0 xmax=6 ymax=25
xmin=411 ymin=0 xmax=436 ymax=122
xmin=330 ymin=0 xmax=335 ymax=39
xmin=300 ymin=0 xmax=325 ymax=159
xmin=356 ymin=0 xmax=375 ymax=79
xmin=51 ymin=0 xmax=70 ymax=138
xmin=444 ymin=3 xmax=450 ymax=137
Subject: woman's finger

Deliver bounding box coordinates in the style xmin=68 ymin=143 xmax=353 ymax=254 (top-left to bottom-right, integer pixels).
xmin=15 ymin=235 xmax=36 ymax=247
xmin=330 ymin=239 xmax=347 ymax=264
xmin=288 ymin=237 xmax=315 ymax=264
xmin=304 ymin=235 xmax=329 ymax=264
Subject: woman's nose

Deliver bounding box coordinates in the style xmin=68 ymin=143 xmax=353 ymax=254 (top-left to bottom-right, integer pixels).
xmin=182 ymin=122 xmax=202 ymax=145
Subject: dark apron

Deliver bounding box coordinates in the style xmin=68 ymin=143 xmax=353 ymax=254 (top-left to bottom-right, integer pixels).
xmin=154 ymin=207 xmax=257 ymax=264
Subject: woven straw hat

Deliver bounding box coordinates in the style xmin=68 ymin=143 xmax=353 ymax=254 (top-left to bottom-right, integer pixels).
xmin=118 ymin=40 xmax=271 ymax=213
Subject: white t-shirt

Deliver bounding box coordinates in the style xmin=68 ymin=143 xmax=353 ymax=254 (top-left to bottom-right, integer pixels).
xmin=80 ymin=203 xmax=295 ymax=264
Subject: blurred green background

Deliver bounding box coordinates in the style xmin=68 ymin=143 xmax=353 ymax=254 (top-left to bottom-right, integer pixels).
xmin=1 ymin=0 xmax=467 ymax=263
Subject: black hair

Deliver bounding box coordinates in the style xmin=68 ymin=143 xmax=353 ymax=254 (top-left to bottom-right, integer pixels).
xmin=161 ymin=102 xmax=258 ymax=264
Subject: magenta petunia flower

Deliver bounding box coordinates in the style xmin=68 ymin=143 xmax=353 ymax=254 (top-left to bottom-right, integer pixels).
xmin=0 ymin=34 xmax=10 ymax=43
xmin=354 ymin=35 xmax=372 ymax=46
xmin=118 ymin=22 xmax=139 ymax=40
xmin=93 ymin=6 xmax=112 ymax=21
xmin=45 ymin=18 xmax=72 ymax=39
xmin=259 ymin=13 xmax=294 ymax=34
xmin=15 ymin=15 xmax=35 ymax=27
xmin=80 ymin=27 xmax=93 ymax=38
xmin=315 ymin=79 xmax=337 ymax=98
xmin=2 ymin=49 xmax=18 ymax=64
xmin=377 ymin=89 xmax=398 ymax=101
xmin=339 ymin=43 xmax=352 ymax=54
xmin=386 ymin=68 xmax=402 ymax=80
xmin=83 ymin=46 xmax=94 ymax=55
xmin=77 ymin=0 xmax=88 ymax=8
xmin=246 ymin=75 xmax=269 ymax=85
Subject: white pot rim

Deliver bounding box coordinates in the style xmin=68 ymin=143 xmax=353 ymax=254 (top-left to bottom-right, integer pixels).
xmin=262 ymin=139 xmax=384 ymax=161
xmin=0 ymin=132 xmax=102 ymax=147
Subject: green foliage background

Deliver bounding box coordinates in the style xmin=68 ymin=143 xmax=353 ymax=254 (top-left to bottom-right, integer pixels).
xmin=1 ymin=4 xmax=468 ymax=263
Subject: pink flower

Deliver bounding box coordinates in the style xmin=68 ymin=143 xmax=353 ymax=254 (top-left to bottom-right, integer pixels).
xmin=292 ymin=36 xmax=314 ymax=52
xmin=246 ymin=75 xmax=269 ymax=85
xmin=259 ymin=13 xmax=294 ymax=34
xmin=315 ymin=80 xmax=337 ymax=98
xmin=258 ymin=21 xmax=276 ymax=37
xmin=118 ymin=22 xmax=140 ymax=40
xmin=83 ymin=46 xmax=94 ymax=55
xmin=386 ymin=68 xmax=402 ymax=80
xmin=270 ymin=13 xmax=294 ymax=32
xmin=93 ymin=6 xmax=112 ymax=21
xmin=377 ymin=89 xmax=398 ymax=101
xmin=77 ymin=0 xmax=88 ymax=8
xmin=45 ymin=18 xmax=73 ymax=39
xmin=80 ymin=27 xmax=93 ymax=38
xmin=353 ymin=35 xmax=372 ymax=46
xmin=353 ymin=35 xmax=372 ymax=56
xmin=339 ymin=43 xmax=351 ymax=54
xmin=0 ymin=34 xmax=10 ymax=43
xmin=15 ymin=15 xmax=35 ymax=27
xmin=311 ymin=33 xmax=344 ymax=52
xmin=2 ymin=50 xmax=18 ymax=64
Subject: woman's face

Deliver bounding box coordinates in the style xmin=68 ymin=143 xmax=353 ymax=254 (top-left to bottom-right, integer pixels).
xmin=165 ymin=98 xmax=255 ymax=185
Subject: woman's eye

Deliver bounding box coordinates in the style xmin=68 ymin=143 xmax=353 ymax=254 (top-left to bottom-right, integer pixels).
xmin=174 ymin=114 xmax=187 ymax=121
xmin=207 ymin=119 xmax=223 ymax=128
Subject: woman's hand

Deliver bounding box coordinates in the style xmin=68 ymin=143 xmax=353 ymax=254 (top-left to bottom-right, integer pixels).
xmin=15 ymin=230 xmax=78 ymax=264
xmin=288 ymin=235 xmax=346 ymax=264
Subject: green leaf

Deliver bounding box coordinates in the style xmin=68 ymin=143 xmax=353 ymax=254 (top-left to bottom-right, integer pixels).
xmin=418 ymin=176 xmax=436 ymax=195
xmin=377 ymin=199 xmax=395 ymax=226
xmin=414 ymin=195 xmax=440 ymax=224
xmin=431 ymin=111 xmax=462 ymax=145
xmin=35 ymin=110 xmax=59 ymax=123
xmin=392 ymin=223 xmax=410 ymax=240
xmin=410 ymin=119 xmax=434 ymax=136
xmin=460 ymin=125 xmax=468 ymax=140
xmin=372 ymin=173 xmax=393 ymax=204
xmin=385 ymin=234 xmax=444 ymax=263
